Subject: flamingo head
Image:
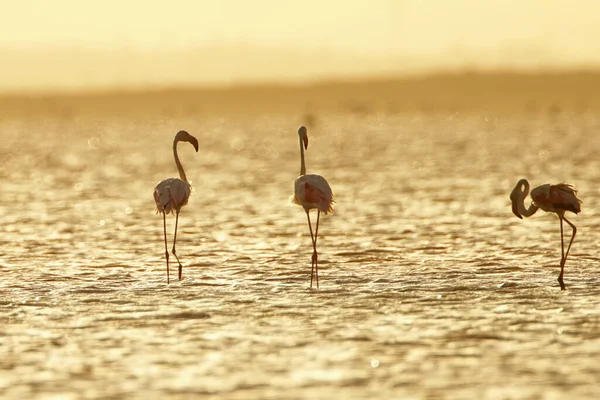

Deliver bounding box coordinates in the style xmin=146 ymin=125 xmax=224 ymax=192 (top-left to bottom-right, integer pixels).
xmin=509 ymin=179 xmax=529 ymax=219
xmin=175 ymin=130 xmax=199 ymax=152
xmin=298 ymin=126 xmax=308 ymax=149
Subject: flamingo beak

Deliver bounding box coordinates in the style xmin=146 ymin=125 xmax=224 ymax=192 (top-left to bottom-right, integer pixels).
xmin=190 ymin=137 xmax=199 ymax=152
xmin=302 ymin=134 xmax=308 ymax=150
xmin=511 ymin=201 xmax=522 ymax=219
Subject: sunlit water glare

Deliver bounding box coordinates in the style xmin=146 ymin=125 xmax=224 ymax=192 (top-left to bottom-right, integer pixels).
xmin=1 ymin=110 xmax=600 ymax=399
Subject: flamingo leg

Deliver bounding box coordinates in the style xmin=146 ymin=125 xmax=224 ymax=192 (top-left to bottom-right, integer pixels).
xmin=559 ymin=217 xmax=565 ymax=264
xmin=559 ymin=216 xmax=577 ymax=291
xmin=313 ymin=210 xmax=321 ymax=288
xmin=557 ymin=217 xmax=566 ymax=290
xmin=305 ymin=210 xmax=318 ymax=288
xmin=162 ymin=211 xmax=170 ymax=284
xmin=172 ymin=209 xmax=184 ymax=281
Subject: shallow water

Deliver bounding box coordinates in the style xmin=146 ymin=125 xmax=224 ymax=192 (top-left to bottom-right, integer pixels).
xmin=2 ymin=110 xmax=600 ymax=399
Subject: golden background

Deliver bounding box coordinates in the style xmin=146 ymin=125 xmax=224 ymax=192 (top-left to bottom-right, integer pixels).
xmin=2 ymin=2 xmax=600 ymax=399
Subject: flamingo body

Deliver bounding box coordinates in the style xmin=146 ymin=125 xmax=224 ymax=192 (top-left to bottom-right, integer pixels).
xmin=154 ymin=178 xmax=191 ymax=215
xmin=510 ymin=178 xmax=581 ymax=290
xmin=530 ymin=183 xmax=581 ymax=215
xmin=293 ymin=174 xmax=334 ymax=214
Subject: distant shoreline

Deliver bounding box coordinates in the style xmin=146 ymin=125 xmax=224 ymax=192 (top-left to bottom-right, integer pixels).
xmin=3 ymin=69 xmax=600 ymax=116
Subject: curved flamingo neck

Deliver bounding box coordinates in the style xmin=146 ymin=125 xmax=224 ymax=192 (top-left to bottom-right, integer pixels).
xmin=516 ymin=180 xmax=539 ymax=217
xmin=299 ymin=136 xmax=306 ymax=176
xmin=173 ymin=138 xmax=187 ymax=182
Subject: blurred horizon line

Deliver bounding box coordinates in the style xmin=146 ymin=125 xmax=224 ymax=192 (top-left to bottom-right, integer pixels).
xmin=3 ymin=69 xmax=600 ymax=118
xmin=2 ymin=67 xmax=600 ymax=99
xmin=2 ymin=44 xmax=600 ymax=96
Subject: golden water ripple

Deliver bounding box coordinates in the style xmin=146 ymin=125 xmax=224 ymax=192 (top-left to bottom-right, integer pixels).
xmin=1 ymin=111 xmax=600 ymax=398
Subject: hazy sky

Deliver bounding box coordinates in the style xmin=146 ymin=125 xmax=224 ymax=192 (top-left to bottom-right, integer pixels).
xmin=2 ymin=0 xmax=600 ymax=91
xmin=3 ymin=0 xmax=599 ymax=52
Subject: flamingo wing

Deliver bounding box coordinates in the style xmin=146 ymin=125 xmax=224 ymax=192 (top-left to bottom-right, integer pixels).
xmin=532 ymin=183 xmax=581 ymax=214
xmin=305 ymin=180 xmax=334 ymax=214
xmin=154 ymin=178 xmax=191 ymax=214
xmin=293 ymin=174 xmax=334 ymax=213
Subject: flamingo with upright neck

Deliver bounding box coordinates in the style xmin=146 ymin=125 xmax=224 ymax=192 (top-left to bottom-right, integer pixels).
xmin=153 ymin=130 xmax=198 ymax=283
xmin=292 ymin=126 xmax=334 ymax=288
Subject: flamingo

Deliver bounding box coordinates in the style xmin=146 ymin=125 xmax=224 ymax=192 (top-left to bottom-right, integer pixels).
xmin=292 ymin=126 xmax=334 ymax=288
xmin=510 ymin=178 xmax=582 ymax=290
xmin=153 ymin=130 xmax=198 ymax=283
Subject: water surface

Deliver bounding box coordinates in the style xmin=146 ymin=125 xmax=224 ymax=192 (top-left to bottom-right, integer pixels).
xmin=1 ymin=108 xmax=600 ymax=399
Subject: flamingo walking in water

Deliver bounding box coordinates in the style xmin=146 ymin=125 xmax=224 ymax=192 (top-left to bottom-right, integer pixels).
xmin=292 ymin=126 xmax=334 ymax=288
xmin=510 ymin=178 xmax=582 ymax=290
xmin=154 ymin=130 xmax=198 ymax=283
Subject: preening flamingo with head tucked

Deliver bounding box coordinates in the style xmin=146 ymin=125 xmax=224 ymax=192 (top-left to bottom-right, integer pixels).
xmin=292 ymin=126 xmax=334 ymax=288
xmin=154 ymin=130 xmax=198 ymax=283
xmin=510 ymin=178 xmax=582 ymax=290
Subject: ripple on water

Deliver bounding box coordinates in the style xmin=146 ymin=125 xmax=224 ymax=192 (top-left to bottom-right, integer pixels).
xmin=1 ymin=113 xmax=600 ymax=398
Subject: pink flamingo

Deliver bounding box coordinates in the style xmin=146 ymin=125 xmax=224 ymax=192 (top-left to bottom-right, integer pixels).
xmin=293 ymin=126 xmax=334 ymax=288
xmin=153 ymin=130 xmax=198 ymax=283
xmin=510 ymin=178 xmax=582 ymax=290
